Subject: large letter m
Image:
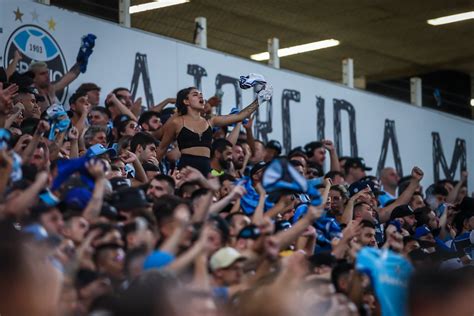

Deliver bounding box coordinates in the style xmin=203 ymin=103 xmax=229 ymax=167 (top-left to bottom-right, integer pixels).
xmin=432 ymin=132 xmax=466 ymax=182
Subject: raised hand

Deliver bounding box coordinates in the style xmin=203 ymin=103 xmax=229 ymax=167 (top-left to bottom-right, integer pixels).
xmin=86 ymin=159 xmax=105 ymax=179
xmin=132 ymin=97 xmax=142 ymax=111
xmin=120 ymin=150 xmax=137 ymax=164
xmin=243 ymin=114 xmax=254 ymax=130
xmin=229 ymin=184 xmax=247 ymax=201
xmin=0 ymin=83 xmax=19 ymax=111
xmin=264 ymin=236 xmax=280 ymax=260
xmin=35 ymin=120 xmax=50 ymax=135
xmin=411 ymin=166 xmax=424 ymax=182
xmin=206 ymin=96 xmax=221 ymax=108
xmin=174 ymin=204 xmax=191 ymax=226
xmin=176 ymin=166 xmax=205 ymax=186
xmin=322 ymin=139 xmax=335 ymax=152
xmin=67 ymin=126 xmax=79 ymax=141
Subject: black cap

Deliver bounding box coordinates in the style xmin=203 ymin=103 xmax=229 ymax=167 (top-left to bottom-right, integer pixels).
xmin=390 ymin=204 xmax=414 ymax=221
xmin=250 ymin=161 xmax=267 ymax=177
xmin=111 ymin=187 xmax=150 ymax=210
xmin=348 ymin=180 xmax=385 ymax=197
xmin=344 ymin=157 xmax=372 ymax=172
xmin=99 ymin=202 xmax=121 ymax=221
xmin=303 ymin=141 xmax=323 ymax=156
xmin=266 ymin=140 xmax=282 ymax=155
xmin=109 ymin=177 xmax=131 ymax=191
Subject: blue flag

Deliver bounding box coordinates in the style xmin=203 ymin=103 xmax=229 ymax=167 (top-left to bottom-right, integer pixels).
xmin=356 ymin=247 xmax=413 ymax=316
xmin=51 ymin=156 xmax=95 ymax=191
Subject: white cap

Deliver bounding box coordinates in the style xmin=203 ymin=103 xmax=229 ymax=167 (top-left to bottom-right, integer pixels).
xmin=209 ymin=247 xmax=246 ymax=271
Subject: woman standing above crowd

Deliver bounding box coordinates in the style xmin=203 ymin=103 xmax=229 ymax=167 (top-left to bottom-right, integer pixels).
xmin=157 ymin=86 xmax=272 ymax=175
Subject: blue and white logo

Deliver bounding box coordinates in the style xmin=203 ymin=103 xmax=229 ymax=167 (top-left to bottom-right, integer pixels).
xmin=4 ymin=25 xmax=68 ymax=103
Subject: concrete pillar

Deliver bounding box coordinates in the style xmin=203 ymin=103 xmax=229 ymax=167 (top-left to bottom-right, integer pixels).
xmin=268 ymin=37 xmax=280 ymax=68
xmin=194 ymin=17 xmax=207 ymax=48
xmin=119 ymin=0 xmax=131 ymax=28
xmin=342 ymin=58 xmax=354 ymax=88
xmin=410 ymin=77 xmax=422 ymax=107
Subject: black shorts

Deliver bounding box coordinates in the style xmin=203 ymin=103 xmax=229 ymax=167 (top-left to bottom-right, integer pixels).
xmin=177 ymin=154 xmax=211 ymax=176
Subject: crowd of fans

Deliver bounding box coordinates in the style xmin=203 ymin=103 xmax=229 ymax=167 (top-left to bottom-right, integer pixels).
xmin=0 ymin=43 xmax=473 ymax=316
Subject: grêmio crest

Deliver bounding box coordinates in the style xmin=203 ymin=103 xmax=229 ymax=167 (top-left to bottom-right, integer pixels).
xmin=4 ymin=24 xmax=68 ymax=103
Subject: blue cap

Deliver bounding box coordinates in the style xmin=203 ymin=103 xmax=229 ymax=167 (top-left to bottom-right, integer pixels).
xmin=415 ymin=225 xmax=431 ymax=239
xmin=65 ymin=187 xmax=92 ymax=209
xmin=86 ymin=144 xmax=117 ymax=158
xmin=143 ymin=251 xmax=175 ymax=270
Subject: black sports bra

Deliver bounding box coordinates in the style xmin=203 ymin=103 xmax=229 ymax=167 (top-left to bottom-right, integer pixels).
xmin=177 ymin=117 xmax=213 ymax=150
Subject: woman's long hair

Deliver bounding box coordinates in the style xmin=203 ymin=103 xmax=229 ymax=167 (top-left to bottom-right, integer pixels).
xmin=176 ymin=87 xmax=197 ymax=115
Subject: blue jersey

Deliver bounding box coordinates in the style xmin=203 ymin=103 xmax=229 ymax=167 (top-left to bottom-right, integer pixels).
xmin=293 ymin=204 xmax=342 ymax=251
xmin=240 ymin=178 xmax=274 ymax=215
xmin=356 ymin=247 xmax=413 ymax=316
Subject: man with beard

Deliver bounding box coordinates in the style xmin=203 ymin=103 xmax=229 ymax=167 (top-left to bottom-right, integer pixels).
xmin=210 ymin=139 xmax=233 ymax=176
xmin=231 ymin=141 xmax=246 ymax=177
xmin=138 ymin=111 xmax=162 ymax=133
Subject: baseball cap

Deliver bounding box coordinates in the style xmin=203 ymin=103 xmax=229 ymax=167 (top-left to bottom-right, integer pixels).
xmin=250 ymin=161 xmax=267 ymax=177
xmin=344 ymin=157 xmax=372 ymax=172
xmin=99 ymin=202 xmax=121 ymax=221
xmin=303 ymin=141 xmax=323 ymax=156
xmin=275 ymin=220 xmax=292 ymax=232
xmin=16 ymin=84 xmax=46 ymax=102
xmin=111 ymin=187 xmax=150 ymax=210
xmin=209 ymin=247 xmax=246 ymax=271
xmin=266 ymin=140 xmax=282 ymax=155
xmin=65 ymin=187 xmax=92 ymax=210
xmin=390 ymin=204 xmax=414 ymax=221
xmin=237 ymin=224 xmax=261 ymax=240
xmin=414 ymin=225 xmax=431 ymax=239
xmin=348 ymin=180 xmax=385 ymax=197
xmin=109 ymin=177 xmax=131 ymax=191
xmin=143 ymin=250 xmax=175 ymax=270
xmin=86 ymin=144 xmax=117 ymax=158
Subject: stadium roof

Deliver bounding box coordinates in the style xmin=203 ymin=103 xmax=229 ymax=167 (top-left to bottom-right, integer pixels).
xmin=129 ymin=0 xmax=474 ymax=83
